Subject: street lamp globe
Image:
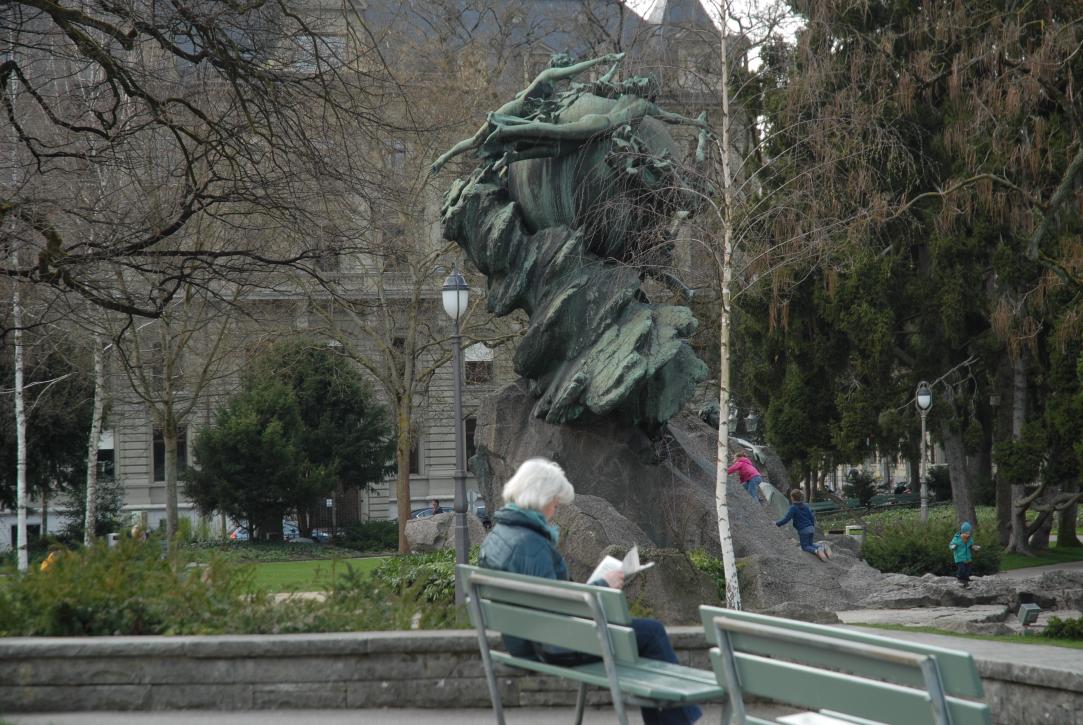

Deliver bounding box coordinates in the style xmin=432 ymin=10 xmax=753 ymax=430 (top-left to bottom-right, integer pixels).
xmin=442 ymin=270 xmax=469 ymax=322
xmin=916 ymin=381 xmax=932 ymax=411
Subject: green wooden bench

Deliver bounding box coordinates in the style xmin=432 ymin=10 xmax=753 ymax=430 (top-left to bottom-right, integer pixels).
xmin=699 ymin=605 xmax=992 ymax=725
xmin=459 ymin=564 xmax=723 ymax=724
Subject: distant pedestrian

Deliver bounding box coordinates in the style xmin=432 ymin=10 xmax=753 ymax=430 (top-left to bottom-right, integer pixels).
xmin=430 ymin=498 xmax=441 ymax=515
xmin=776 ymin=489 xmax=828 ymax=561
xmin=727 ymin=452 xmax=764 ymax=500
xmin=950 ymin=521 xmax=980 ymax=588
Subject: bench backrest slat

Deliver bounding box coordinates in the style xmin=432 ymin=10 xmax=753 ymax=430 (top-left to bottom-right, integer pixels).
xmin=460 ymin=565 xmax=632 ymax=623
xmin=482 ymin=599 xmax=639 ymax=661
xmin=460 ymin=565 xmax=639 ymax=663
xmin=709 ymin=650 xmax=991 ymax=725
xmin=699 ymin=605 xmax=984 ymax=699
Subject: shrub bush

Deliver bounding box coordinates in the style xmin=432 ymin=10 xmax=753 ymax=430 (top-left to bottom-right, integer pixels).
xmin=861 ymin=507 xmax=1001 ymax=576
xmin=337 ymin=520 xmax=398 ymax=552
xmin=843 ymin=470 xmax=877 ymax=507
xmin=688 ymin=549 xmax=726 ymax=602
xmin=0 ymin=540 xmax=470 ymax=636
xmin=1042 ymin=616 xmax=1083 ymax=641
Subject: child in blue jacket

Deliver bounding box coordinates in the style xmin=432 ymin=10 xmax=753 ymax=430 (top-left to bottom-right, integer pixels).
xmin=776 ymin=489 xmax=829 ymax=561
xmin=949 ymin=521 xmax=980 ymax=588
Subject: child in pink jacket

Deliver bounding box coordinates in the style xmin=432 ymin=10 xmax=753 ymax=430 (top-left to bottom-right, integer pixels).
xmin=728 ymin=453 xmax=764 ymax=500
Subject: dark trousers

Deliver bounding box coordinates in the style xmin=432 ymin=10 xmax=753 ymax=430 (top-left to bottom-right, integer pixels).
xmin=956 ymin=561 xmax=972 ymax=583
xmin=632 ymin=618 xmax=702 ymax=725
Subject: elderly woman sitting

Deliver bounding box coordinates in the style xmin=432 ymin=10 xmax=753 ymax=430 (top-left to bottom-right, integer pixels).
xmin=478 ymin=457 xmax=702 ymax=725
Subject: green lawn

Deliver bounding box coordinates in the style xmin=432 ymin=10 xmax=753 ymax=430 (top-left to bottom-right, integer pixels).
xmin=1001 ymin=544 xmax=1083 ymax=571
xmin=246 ymin=556 xmax=387 ymax=592
xmin=862 ymin=623 xmax=1083 ymax=650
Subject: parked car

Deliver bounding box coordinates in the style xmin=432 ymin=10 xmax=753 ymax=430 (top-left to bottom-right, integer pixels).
xmin=228 ymin=526 xmax=250 ymax=542
xmin=410 ymin=503 xmax=491 ymax=527
xmin=410 ymin=506 xmax=449 ymax=519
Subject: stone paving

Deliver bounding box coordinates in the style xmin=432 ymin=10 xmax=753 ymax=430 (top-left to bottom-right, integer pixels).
xmin=4 ymin=704 xmax=799 ymax=724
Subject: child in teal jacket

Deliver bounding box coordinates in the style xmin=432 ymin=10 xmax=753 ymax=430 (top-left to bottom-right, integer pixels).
xmin=949 ymin=521 xmax=980 ymax=588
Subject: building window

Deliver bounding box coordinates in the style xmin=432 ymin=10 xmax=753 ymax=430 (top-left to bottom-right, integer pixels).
xmin=409 ymin=436 xmax=421 ymax=475
xmin=153 ymin=427 xmax=188 ymax=482
xmin=464 ymin=343 xmax=494 ymax=385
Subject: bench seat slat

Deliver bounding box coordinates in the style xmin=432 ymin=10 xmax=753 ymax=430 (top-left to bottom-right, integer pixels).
xmin=480 ymin=599 xmax=640 ymax=662
xmin=700 ymin=605 xmax=984 ymax=698
xmin=710 ymin=650 xmax=992 ymax=725
xmin=491 ymin=651 xmax=724 ymax=703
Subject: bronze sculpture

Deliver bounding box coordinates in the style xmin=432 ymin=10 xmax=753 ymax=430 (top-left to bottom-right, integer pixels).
xmin=438 ymin=54 xmax=709 ymax=433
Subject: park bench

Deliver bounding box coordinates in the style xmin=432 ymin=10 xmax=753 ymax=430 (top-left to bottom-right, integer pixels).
xmin=458 ymin=564 xmax=723 ymax=725
xmin=699 ymin=605 xmax=992 ymax=725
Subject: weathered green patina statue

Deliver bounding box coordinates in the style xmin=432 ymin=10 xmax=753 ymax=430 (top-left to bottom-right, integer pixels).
xmin=438 ymin=54 xmax=709 ymax=432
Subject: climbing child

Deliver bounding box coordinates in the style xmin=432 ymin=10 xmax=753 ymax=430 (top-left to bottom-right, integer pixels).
xmin=949 ymin=521 xmax=980 ymax=588
xmin=728 ymin=452 xmax=764 ymax=500
xmin=776 ymin=489 xmax=828 ymax=561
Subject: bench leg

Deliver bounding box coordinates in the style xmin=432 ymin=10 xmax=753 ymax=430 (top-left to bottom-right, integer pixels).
xmin=573 ymin=682 xmax=587 ymax=725
xmin=465 ymin=589 xmax=505 ymax=725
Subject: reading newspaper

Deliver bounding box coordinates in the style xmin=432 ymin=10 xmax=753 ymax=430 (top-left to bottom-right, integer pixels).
xmin=587 ymin=545 xmax=654 ymax=584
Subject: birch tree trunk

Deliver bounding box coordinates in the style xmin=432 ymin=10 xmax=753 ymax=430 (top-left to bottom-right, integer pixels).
xmin=714 ymin=1 xmax=741 ymax=610
xmin=13 ymin=266 xmax=29 ymax=571
xmin=84 ymin=335 xmax=106 ymax=546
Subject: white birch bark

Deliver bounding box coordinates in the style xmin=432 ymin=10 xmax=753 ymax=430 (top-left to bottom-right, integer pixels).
xmin=13 ymin=264 xmax=29 ymax=572
xmin=84 ymin=335 xmax=107 ymax=546
xmin=715 ymin=0 xmax=742 ymax=610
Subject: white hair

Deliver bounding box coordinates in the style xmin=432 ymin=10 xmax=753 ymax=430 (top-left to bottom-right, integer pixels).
xmin=502 ymin=457 xmax=575 ymax=511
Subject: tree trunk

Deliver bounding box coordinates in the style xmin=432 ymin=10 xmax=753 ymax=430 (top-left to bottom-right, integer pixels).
xmin=13 ymin=266 xmax=29 ymax=572
xmin=713 ymin=6 xmax=741 ymax=611
xmin=40 ymin=488 xmax=48 ymax=539
xmin=395 ymin=399 xmax=413 ymax=554
xmin=939 ymin=420 xmax=976 ymax=527
xmin=1028 ymin=505 xmax=1054 ymax=551
xmin=907 ymin=454 xmax=920 ymax=493
xmin=84 ymin=337 xmax=106 ymax=546
xmin=1057 ymin=490 xmax=1081 ymax=547
xmin=1006 ymin=355 xmax=1030 ymax=554
xmin=163 ymin=415 xmax=179 ymax=545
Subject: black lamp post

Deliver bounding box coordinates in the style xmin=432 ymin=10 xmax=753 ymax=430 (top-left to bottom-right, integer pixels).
xmin=442 ymin=268 xmax=470 ymax=605
xmin=915 ymin=381 xmax=933 ymax=522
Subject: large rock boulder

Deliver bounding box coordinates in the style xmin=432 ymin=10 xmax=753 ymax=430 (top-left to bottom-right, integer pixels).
xmin=405 ymin=512 xmax=487 ymax=553
xmin=551 ymin=494 xmax=656 ymax=582
xmin=472 ymin=379 xmax=720 ymax=554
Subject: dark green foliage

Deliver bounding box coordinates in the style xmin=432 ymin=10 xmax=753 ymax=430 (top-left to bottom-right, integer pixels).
xmin=924 ymin=466 xmax=953 ymax=502
xmin=337 ymin=520 xmax=398 ymax=552
xmin=369 ymin=548 xmax=478 ymax=606
xmin=0 ymin=539 xmax=255 ymax=636
xmin=993 ymin=422 xmax=1047 ymax=486
xmin=687 ymin=549 xmax=726 ymax=602
xmin=247 ymin=340 xmax=395 ymax=490
xmin=862 ymin=509 xmax=1001 ymax=577
xmin=57 ymin=475 xmax=127 ymax=544
xmin=843 ymin=469 xmax=877 ymax=507
xmin=0 ymin=338 xmax=94 ymax=509
xmin=187 ymin=379 xmax=320 ymax=538
xmin=0 ymin=540 xmax=470 ymax=636
xmin=186 ymin=339 xmax=394 ymax=538
xmin=1042 ymin=616 xmax=1083 ymax=642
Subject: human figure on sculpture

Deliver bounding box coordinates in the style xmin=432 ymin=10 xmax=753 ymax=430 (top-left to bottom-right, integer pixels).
xmin=776 ymin=489 xmax=829 ymax=562
xmin=430 ymin=52 xmax=625 ymax=173
xmin=949 ymin=521 xmax=980 ymax=588
xmin=727 ymin=452 xmax=764 ymax=500
xmin=478 ymin=458 xmax=702 ymax=725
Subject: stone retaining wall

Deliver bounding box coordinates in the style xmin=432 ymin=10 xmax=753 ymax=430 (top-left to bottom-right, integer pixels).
xmin=0 ymin=627 xmax=1076 ymax=724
